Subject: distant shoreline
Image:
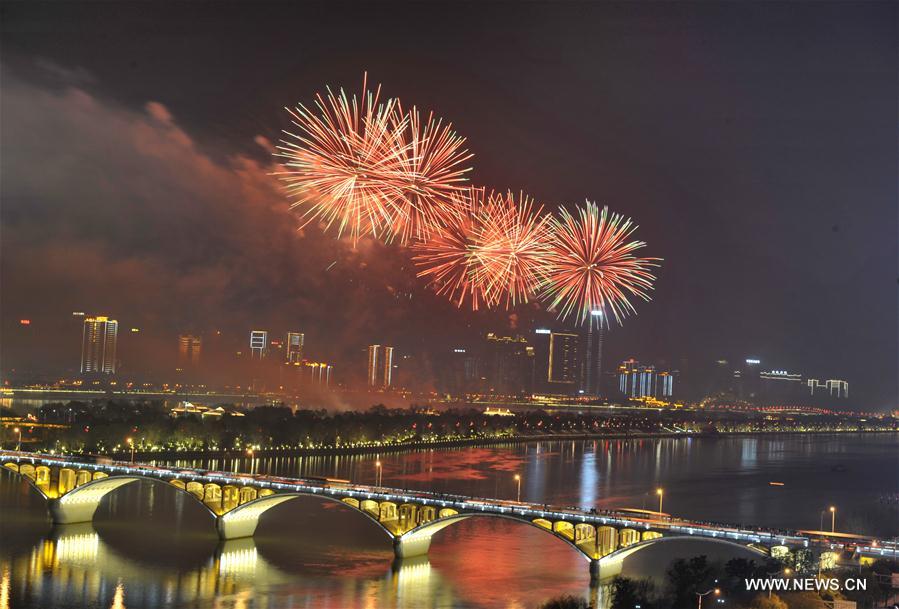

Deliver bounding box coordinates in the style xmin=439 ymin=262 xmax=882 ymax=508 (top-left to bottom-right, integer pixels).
xmin=98 ymin=428 xmax=897 ymax=461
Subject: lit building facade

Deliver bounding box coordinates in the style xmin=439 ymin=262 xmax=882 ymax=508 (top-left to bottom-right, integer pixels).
xmin=367 ymin=344 xmax=394 ymax=389
xmin=807 ymin=378 xmax=849 ymax=399
xmin=178 ymin=335 xmax=202 ymax=367
xmin=80 ymin=316 xmax=118 ymax=375
xmin=286 ymin=332 xmax=304 ymax=363
xmin=618 ymin=359 xmax=675 ymax=399
xmin=533 ymin=329 xmax=581 ymax=395
xmin=249 ymin=330 xmax=267 ymax=359
xmin=483 ymin=333 xmax=534 ymax=396
xmin=582 ymin=310 xmax=605 ymax=396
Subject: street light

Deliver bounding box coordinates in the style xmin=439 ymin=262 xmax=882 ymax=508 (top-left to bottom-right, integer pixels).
xmin=696 ymin=588 xmax=720 ymax=609
xmin=126 ymin=437 xmax=135 ymax=463
xmin=656 ymin=488 xmax=664 ymax=514
xmin=766 ymin=567 xmax=791 ymax=598
xmin=514 ymin=474 xmax=522 ymax=502
xmin=829 ymin=506 xmax=836 ymax=533
xmin=13 ymin=427 xmax=21 ymax=451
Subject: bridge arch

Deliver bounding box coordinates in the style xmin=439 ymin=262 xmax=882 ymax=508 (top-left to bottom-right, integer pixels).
xmin=394 ymin=512 xmax=596 ymax=561
xmin=591 ymin=534 xmax=769 ymax=581
xmin=217 ymin=492 xmax=397 ymax=540
xmin=50 ymin=474 xmax=220 ymax=524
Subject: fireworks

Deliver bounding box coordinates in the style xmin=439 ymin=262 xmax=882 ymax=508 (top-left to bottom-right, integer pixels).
xmin=411 ymin=187 xmax=492 ymax=310
xmin=274 ymin=75 xmax=407 ymax=243
xmin=539 ymin=202 xmax=660 ymax=326
xmin=274 ymin=77 xmax=661 ymax=324
xmin=385 ymin=104 xmax=473 ymax=244
xmin=476 ymin=191 xmax=551 ymax=308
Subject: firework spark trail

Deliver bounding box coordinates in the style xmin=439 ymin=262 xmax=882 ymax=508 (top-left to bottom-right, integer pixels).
xmin=274 ymin=74 xmax=409 ymax=243
xmin=384 ymin=104 xmax=473 ymax=244
xmin=476 ymin=191 xmax=552 ymax=308
xmin=539 ymin=201 xmax=660 ymax=326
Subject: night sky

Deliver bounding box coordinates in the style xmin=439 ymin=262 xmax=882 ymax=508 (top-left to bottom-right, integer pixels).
xmin=1 ymin=2 xmax=896 ymax=409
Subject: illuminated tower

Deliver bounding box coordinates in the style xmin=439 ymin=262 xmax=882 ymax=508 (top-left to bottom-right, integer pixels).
xmin=367 ymin=344 xmax=394 ymax=389
xmin=81 ymin=316 xmax=118 ymax=375
xmin=286 ymin=332 xmax=304 ymax=363
xmin=583 ymin=310 xmax=605 ymax=396
xmin=178 ymin=335 xmax=202 ymax=367
xmin=249 ymin=330 xmax=267 ymax=359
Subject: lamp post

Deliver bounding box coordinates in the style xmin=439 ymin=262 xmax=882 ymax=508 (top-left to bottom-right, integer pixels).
xmin=656 ymin=488 xmax=664 ymax=514
xmin=696 ymin=588 xmax=720 ymax=609
xmin=829 ymin=506 xmax=836 ymax=533
xmin=514 ymin=474 xmax=521 ymax=502
xmin=13 ymin=427 xmax=21 ymax=451
xmin=126 ymin=437 xmax=135 ymax=463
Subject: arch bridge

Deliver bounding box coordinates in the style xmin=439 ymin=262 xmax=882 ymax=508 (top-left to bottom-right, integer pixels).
xmin=0 ymin=451 xmax=849 ymax=580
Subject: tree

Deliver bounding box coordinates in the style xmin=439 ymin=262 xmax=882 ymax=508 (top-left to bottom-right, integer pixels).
xmin=539 ymin=595 xmax=590 ymax=609
xmin=610 ymin=576 xmax=658 ymax=609
xmin=666 ymin=555 xmax=716 ymax=609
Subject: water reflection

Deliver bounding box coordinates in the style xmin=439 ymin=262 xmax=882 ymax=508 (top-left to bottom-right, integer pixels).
xmin=0 ymin=434 xmax=896 ymax=609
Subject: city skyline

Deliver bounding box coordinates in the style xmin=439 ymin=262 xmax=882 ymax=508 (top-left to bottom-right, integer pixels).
xmin=1 ymin=2 xmax=895 ymax=410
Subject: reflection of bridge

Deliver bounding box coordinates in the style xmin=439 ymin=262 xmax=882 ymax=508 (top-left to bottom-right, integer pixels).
xmin=0 ymin=451 xmax=889 ymax=580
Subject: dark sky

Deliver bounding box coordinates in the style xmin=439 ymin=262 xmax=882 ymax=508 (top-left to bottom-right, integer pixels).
xmin=1 ymin=2 xmax=896 ymax=409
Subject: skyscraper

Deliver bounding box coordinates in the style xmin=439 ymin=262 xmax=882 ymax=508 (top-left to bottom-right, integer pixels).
xmin=533 ymin=329 xmax=580 ymax=394
xmin=367 ymin=344 xmax=394 ymax=389
xmin=286 ymin=332 xmax=304 ymax=363
xmin=583 ymin=310 xmax=605 ymax=396
xmin=80 ymin=316 xmax=118 ymax=375
xmin=249 ymin=330 xmax=267 ymax=359
xmin=178 ymin=335 xmax=202 ymax=368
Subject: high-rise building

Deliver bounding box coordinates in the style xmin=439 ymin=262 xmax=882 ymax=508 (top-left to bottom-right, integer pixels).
xmin=483 ymin=333 xmax=535 ymax=396
xmin=286 ymin=332 xmax=304 ymax=363
xmin=807 ymin=378 xmax=849 ymax=399
xmin=582 ymin=310 xmax=605 ymax=396
xmin=618 ymin=359 xmax=675 ymax=399
xmin=249 ymin=330 xmax=268 ymax=359
xmin=367 ymin=344 xmax=394 ymax=389
xmin=178 ymin=335 xmax=202 ymax=368
xmin=80 ymin=316 xmax=118 ymax=375
xmin=533 ymin=329 xmax=580 ymax=394
xmin=759 ymin=369 xmax=803 ymax=400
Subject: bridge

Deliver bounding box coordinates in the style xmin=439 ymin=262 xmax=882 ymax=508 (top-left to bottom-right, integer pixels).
xmin=0 ymin=450 xmax=891 ymax=581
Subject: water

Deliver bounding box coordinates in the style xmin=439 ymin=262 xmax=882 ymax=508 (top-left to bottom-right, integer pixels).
xmin=1 ymin=433 xmax=896 ymax=609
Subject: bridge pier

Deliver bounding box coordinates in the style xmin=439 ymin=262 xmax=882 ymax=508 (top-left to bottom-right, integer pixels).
xmin=46 ymin=478 xmax=140 ymax=525
xmin=393 ymin=534 xmax=432 ymax=559
xmin=589 ymin=558 xmax=622 ymax=583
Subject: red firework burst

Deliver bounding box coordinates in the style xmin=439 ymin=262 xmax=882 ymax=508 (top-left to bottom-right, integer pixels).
xmin=384 ymin=104 xmax=473 ymax=244
xmin=539 ymin=202 xmax=660 ymax=325
xmin=274 ymin=75 xmax=408 ymax=243
xmin=476 ymin=191 xmax=551 ymax=308
xmin=411 ymin=187 xmax=493 ymax=309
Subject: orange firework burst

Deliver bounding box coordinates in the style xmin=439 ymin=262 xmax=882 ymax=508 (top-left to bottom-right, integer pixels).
xmin=274 ymin=75 xmax=408 ymax=243
xmin=414 ymin=189 xmax=550 ymax=310
xmin=412 ymin=187 xmax=492 ymax=309
xmin=476 ymin=191 xmax=551 ymax=308
xmin=384 ymin=104 xmax=473 ymax=244
xmin=539 ymin=202 xmax=660 ymax=325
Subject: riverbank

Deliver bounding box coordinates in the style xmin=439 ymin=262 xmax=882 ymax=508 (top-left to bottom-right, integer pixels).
xmin=99 ymin=428 xmax=897 ymax=461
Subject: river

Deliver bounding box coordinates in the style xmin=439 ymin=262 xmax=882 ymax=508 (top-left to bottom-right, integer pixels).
xmin=0 ymin=433 xmax=896 ymax=609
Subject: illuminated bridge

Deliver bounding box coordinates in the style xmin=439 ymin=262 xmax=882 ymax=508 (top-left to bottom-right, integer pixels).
xmin=0 ymin=451 xmax=888 ymax=580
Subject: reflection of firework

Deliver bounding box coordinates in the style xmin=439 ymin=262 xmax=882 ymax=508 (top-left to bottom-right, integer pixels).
xmin=539 ymin=202 xmax=660 ymax=325
xmin=476 ymin=191 xmax=551 ymax=308
xmin=274 ymin=75 xmax=407 ymax=243
xmin=385 ymin=104 xmax=473 ymax=244
xmin=412 ymin=188 xmax=491 ymax=309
